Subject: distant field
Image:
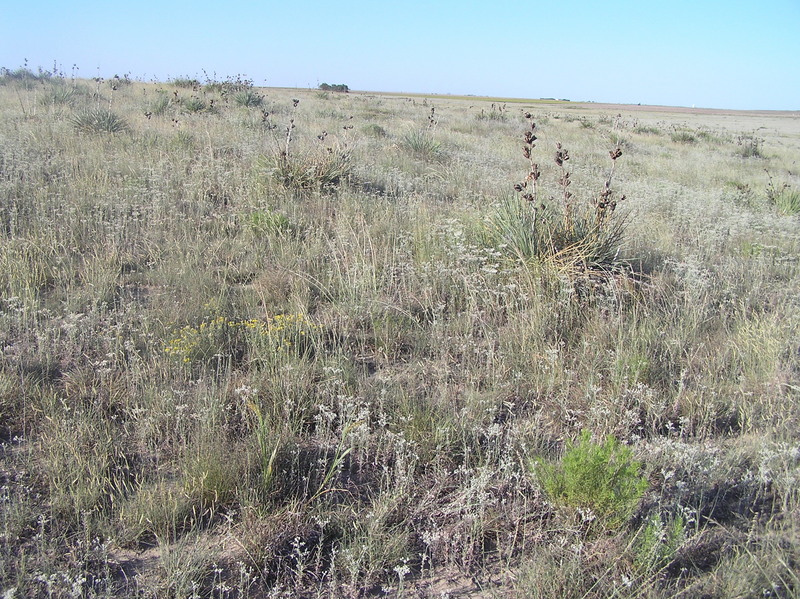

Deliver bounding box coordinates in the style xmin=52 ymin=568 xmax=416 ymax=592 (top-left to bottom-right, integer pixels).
xmin=1 ymin=71 xmax=799 ymax=598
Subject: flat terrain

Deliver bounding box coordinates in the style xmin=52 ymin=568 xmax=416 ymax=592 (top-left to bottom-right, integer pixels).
xmin=1 ymin=74 xmax=799 ymax=598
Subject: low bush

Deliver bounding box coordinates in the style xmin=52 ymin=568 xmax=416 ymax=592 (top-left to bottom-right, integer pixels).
xmin=534 ymin=430 xmax=648 ymax=531
xmin=264 ymin=146 xmax=352 ymax=191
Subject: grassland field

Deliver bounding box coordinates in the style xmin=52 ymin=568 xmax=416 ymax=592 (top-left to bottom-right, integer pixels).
xmin=0 ymin=70 xmax=799 ymax=598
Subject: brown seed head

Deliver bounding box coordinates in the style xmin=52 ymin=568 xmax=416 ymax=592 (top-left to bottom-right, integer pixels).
xmin=554 ymin=146 xmax=569 ymax=166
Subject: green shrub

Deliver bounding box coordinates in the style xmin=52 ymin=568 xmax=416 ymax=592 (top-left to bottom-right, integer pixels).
xmin=203 ymin=74 xmax=253 ymax=94
xmin=535 ymin=430 xmax=647 ymax=531
xmin=164 ymin=313 xmax=318 ymax=368
xmin=71 ymin=108 xmax=129 ymax=133
xmin=0 ymin=65 xmax=52 ymax=87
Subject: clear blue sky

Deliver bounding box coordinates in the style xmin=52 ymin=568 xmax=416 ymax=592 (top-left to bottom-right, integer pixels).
xmin=2 ymin=0 xmax=798 ymax=110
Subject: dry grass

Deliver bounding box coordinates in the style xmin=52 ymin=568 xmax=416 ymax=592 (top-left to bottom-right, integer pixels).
xmin=1 ymin=70 xmax=799 ymax=598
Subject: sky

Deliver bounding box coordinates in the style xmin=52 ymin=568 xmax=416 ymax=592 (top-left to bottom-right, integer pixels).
xmin=2 ymin=0 xmax=798 ymax=110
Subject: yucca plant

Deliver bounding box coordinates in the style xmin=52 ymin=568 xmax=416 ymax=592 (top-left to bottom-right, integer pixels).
xmin=39 ymin=84 xmax=79 ymax=107
xmin=145 ymin=92 xmax=172 ymax=116
xmin=766 ymin=175 xmax=800 ymax=215
xmin=402 ymin=129 xmax=443 ymax=161
xmin=736 ymin=133 xmax=763 ymax=158
xmin=267 ymin=146 xmax=352 ymax=190
xmin=181 ymin=96 xmax=210 ymax=114
xmin=670 ymin=130 xmax=696 ymax=144
xmin=263 ymin=99 xmax=352 ymax=190
xmin=492 ymin=115 xmax=627 ymax=274
xmin=773 ymin=188 xmax=800 ymax=215
xmin=233 ymin=89 xmax=264 ymax=108
xmin=71 ymin=107 xmax=129 ymax=133
xmin=476 ymin=103 xmax=508 ymax=122
xmin=402 ymin=106 xmax=444 ymax=161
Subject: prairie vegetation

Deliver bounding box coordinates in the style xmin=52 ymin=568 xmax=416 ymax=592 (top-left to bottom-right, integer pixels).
xmin=1 ymin=67 xmax=799 ymax=597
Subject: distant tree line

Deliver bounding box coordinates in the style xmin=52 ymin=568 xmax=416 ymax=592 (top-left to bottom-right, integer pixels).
xmin=319 ymin=83 xmax=349 ymax=93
